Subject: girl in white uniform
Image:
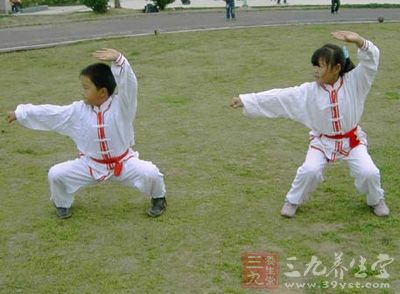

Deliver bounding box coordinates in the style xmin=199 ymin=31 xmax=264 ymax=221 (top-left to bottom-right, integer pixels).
xmin=7 ymin=49 xmax=167 ymax=219
xmin=231 ymin=31 xmax=389 ymax=218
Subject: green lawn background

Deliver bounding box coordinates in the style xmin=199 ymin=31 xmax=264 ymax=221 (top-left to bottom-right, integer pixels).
xmin=0 ymin=23 xmax=399 ymax=293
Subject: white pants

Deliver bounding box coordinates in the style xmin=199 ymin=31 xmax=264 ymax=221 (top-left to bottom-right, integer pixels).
xmin=48 ymin=156 xmax=166 ymax=208
xmin=286 ymin=145 xmax=384 ymax=206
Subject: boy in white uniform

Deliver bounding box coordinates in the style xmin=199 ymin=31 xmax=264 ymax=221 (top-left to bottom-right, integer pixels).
xmin=231 ymin=31 xmax=389 ymax=218
xmin=7 ymin=48 xmax=166 ymax=219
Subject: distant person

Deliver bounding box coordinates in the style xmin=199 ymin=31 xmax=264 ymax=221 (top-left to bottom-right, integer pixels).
xmin=224 ymin=0 xmax=236 ymax=20
xmin=231 ymin=31 xmax=389 ymax=218
xmin=10 ymin=0 xmax=22 ymax=13
xmin=331 ymin=0 xmax=340 ymax=14
xmin=7 ymin=48 xmax=167 ymax=219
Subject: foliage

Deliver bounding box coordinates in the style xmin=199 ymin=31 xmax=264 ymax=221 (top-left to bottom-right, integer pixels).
xmin=21 ymin=0 xmax=80 ymax=7
xmin=345 ymin=3 xmax=400 ymax=8
xmin=20 ymin=0 xmax=108 ymax=13
xmin=81 ymin=0 xmax=108 ymax=13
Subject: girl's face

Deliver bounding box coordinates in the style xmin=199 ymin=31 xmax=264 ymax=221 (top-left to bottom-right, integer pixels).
xmin=313 ymin=59 xmax=341 ymax=85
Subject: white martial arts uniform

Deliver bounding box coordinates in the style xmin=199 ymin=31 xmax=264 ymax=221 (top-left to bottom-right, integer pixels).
xmin=240 ymin=40 xmax=384 ymax=206
xmin=15 ymin=54 xmax=166 ymax=208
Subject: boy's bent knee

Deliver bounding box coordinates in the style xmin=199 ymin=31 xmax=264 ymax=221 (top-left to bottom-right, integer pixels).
xmin=142 ymin=164 xmax=163 ymax=181
xmin=48 ymin=164 xmax=66 ymax=183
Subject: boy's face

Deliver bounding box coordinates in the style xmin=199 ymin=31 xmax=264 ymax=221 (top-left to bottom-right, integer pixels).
xmin=313 ymin=59 xmax=340 ymax=86
xmin=80 ymin=75 xmax=107 ymax=106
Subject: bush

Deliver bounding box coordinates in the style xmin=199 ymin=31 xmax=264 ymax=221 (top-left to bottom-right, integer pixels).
xmin=81 ymin=0 xmax=108 ymax=13
xmin=21 ymin=0 xmax=80 ymax=6
xmin=151 ymin=0 xmax=174 ymax=10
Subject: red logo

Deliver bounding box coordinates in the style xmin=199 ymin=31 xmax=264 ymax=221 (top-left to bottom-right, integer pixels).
xmin=242 ymin=252 xmax=279 ymax=289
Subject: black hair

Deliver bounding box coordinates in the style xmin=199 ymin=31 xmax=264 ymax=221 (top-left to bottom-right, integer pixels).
xmin=80 ymin=63 xmax=116 ymax=97
xmin=311 ymin=43 xmax=355 ymax=77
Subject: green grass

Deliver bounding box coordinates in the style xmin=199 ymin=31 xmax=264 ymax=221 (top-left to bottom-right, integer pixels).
xmin=0 ymin=23 xmax=399 ymax=293
xmin=0 ymin=8 xmax=143 ymax=29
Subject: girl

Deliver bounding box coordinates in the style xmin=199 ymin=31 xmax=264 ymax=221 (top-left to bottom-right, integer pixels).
xmin=231 ymin=31 xmax=389 ymax=218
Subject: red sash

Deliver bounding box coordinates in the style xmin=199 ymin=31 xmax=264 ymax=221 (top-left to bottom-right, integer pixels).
xmin=322 ymin=126 xmax=360 ymax=149
xmin=90 ymin=149 xmax=129 ymax=176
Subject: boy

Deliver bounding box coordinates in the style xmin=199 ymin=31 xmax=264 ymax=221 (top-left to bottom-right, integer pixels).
xmin=7 ymin=48 xmax=167 ymax=219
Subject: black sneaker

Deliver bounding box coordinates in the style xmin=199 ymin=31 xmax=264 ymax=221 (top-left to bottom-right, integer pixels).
xmin=56 ymin=207 xmax=72 ymax=219
xmin=147 ymin=197 xmax=166 ymax=217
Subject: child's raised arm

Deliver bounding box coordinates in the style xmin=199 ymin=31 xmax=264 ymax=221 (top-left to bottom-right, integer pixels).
xmin=92 ymin=48 xmax=121 ymax=62
xmin=332 ymin=31 xmax=379 ymax=101
xmin=93 ymin=48 xmax=138 ymax=123
xmin=331 ymin=31 xmax=366 ymax=48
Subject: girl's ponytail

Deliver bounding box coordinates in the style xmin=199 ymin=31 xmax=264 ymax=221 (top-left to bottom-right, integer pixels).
xmin=341 ymin=46 xmax=355 ymax=75
xmin=342 ymin=58 xmax=355 ymax=75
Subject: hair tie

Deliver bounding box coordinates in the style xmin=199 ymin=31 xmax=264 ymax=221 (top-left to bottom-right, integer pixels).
xmin=342 ymin=46 xmax=350 ymax=59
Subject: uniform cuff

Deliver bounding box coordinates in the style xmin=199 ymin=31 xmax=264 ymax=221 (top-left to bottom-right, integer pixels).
xmin=360 ymin=40 xmax=370 ymax=51
xmin=115 ymin=54 xmax=126 ymax=67
xmin=240 ymin=93 xmax=259 ymax=117
xmin=15 ymin=105 xmax=26 ymax=122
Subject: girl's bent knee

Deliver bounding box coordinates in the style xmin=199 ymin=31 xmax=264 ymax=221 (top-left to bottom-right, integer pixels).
xmin=360 ymin=166 xmax=380 ymax=180
xmin=299 ymin=163 xmax=323 ymax=178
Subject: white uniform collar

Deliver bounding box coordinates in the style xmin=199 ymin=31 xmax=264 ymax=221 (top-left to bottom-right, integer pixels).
xmin=320 ymin=77 xmax=343 ymax=92
xmin=93 ymin=96 xmax=113 ymax=113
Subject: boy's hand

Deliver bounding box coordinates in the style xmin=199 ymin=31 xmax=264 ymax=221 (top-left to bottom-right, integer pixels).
xmin=7 ymin=111 xmax=16 ymax=123
xmin=230 ymin=97 xmax=244 ymax=108
xmin=93 ymin=48 xmax=121 ymax=61
xmin=331 ymin=31 xmax=365 ymax=48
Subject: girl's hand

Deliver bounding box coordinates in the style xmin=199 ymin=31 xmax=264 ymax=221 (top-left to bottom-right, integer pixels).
xmin=331 ymin=31 xmax=365 ymax=48
xmin=7 ymin=111 xmax=16 ymax=123
xmin=93 ymin=48 xmax=121 ymax=61
xmin=230 ymin=97 xmax=244 ymax=108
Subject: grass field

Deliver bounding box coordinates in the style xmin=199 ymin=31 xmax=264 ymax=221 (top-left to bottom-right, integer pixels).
xmin=0 ymin=23 xmax=399 ymax=293
xmin=0 ymin=9 xmax=143 ymax=29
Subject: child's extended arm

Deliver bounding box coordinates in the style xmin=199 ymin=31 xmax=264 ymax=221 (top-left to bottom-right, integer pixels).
xmin=230 ymin=97 xmax=244 ymax=108
xmin=7 ymin=111 xmax=16 ymax=123
xmin=93 ymin=48 xmax=138 ymax=120
xmin=230 ymin=83 xmax=313 ymax=129
xmin=7 ymin=102 xmax=78 ymax=138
